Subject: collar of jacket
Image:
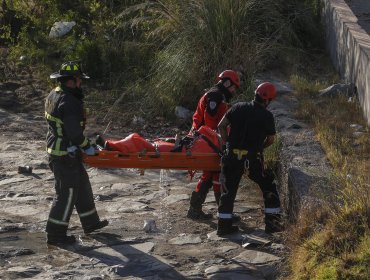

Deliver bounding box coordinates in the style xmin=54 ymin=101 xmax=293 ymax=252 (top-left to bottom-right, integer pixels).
xmin=216 ymin=83 xmax=232 ymax=103
xmin=60 ymin=84 xmax=85 ymax=100
xmin=253 ymin=100 xmax=267 ymax=109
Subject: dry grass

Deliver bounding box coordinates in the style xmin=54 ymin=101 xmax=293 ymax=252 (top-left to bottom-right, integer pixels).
xmin=285 ymin=73 xmax=370 ymax=279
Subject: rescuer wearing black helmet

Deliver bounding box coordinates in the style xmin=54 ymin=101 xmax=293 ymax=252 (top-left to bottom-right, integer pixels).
xmin=45 ymin=61 xmax=108 ymax=246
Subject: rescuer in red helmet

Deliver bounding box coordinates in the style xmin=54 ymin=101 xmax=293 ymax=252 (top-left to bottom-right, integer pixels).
xmin=216 ymin=81 xmax=283 ymax=235
xmin=187 ymin=70 xmax=240 ymax=220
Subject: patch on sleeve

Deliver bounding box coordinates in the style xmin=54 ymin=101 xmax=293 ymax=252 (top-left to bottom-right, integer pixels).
xmin=209 ymin=101 xmax=217 ymax=111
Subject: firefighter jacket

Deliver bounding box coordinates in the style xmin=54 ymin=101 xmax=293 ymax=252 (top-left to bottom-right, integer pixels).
xmin=192 ymin=85 xmax=231 ymax=130
xmin=45 ymin=86 xmax=90 ymax=156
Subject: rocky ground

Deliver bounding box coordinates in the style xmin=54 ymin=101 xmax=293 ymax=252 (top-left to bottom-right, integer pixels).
xmin=0 ymin=58 xmax=287 ymax=279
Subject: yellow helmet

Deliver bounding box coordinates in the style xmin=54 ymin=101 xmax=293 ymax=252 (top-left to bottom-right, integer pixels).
xmin=50 ymin=61 xmax=90 ymax=79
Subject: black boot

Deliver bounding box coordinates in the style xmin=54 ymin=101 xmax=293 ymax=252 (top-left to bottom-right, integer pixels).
xmin=187 ymin=191 xmax=212 ymax=220
xmin=83 ymin=219 xmax=109 ymax=234
xmin=217 ymin=218 xmax=239 ymax=236
xmin=47 ymin=234 xmax=76 ymax=246
xmin=265 ymin=214 xmax=283 ymax=233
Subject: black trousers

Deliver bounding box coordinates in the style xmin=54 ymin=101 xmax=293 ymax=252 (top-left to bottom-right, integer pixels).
xmin=46 ymin=155 xmax=100 ymax=236
xmin=218 ymin=153 xmax=281 ymax=219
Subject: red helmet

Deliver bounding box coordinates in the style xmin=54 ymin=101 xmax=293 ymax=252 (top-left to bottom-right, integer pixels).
xmin=255 ymin=82 xmax=277 ymax=101
xmin=217 ymin=70 xmax=240 ymax=88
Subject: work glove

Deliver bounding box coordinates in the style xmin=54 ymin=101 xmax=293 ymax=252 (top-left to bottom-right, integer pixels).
xmin=67 ymin=145 xmax=78 ymax=155
xmin=83 ymin=146 xmax=96 ymax=156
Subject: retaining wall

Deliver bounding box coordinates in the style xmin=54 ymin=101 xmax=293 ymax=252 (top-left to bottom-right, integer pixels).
xmin=322 ymin=0 xmax=370 ymax=125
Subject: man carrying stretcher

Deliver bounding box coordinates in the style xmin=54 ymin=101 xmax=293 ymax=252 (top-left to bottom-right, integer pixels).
xmin=186 ymin=70 xmax=241 ymax=220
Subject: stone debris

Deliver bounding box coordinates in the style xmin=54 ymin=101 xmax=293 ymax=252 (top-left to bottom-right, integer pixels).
xmin=242 ymin=230 xmax=272 ymax=248
xmin=207 ymin=230 xmax=245 ymax=242
xmin=205 ymin=264 xmax=264 ymax=280
xmin=49 ymin=21 xmax=76 ymax=38
xmin=318 ymin=83 xmax=357 ymax=98
xmin=0 ymin=248 xmax=35 ymax=258
xmin=17 ymin=165 xmax=33 ymax=174
xmin=143 ymin=219 xmax=158 ymax=233
xmin=233 ymin=250 xmax=282 ymax=265
xmin=6 ymin=266 xmax=42 ymax=278
xmin=169 ymin=234 xmax=202 ymax=245
xmin=162 ymin=193 xmax=189 ymax=205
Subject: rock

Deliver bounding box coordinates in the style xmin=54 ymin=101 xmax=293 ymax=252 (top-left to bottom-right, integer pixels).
xmin=175 ymin=106 xmax=193 ymax=120
xmin=106 ymin=200 xmax=150 ymax=212
xmin=83 ymin=276 xmax=105 ymax=280
xmin=353 ymin=131 xmax=364 ymax=138
xmin=51 ymin=270 xmax=84 ymax=279
xmin=111 ymin=182 xmax=133 ymax=190
xmin=0 ymin=248 xmax=35 ymax=258
xmin=0 ymin=235 xmax=20 ymax=242
xmin=233 ymin=250 xmax=281 ymax=264
xmin=318 ymin=83 xmax=356 ymax=98
xmin=6 ymin=266 xmax=42 ymax=278
xmin=17 ymin=165 xmax=33 ymax=174
xmin=0 ymin=177 xmax=32 ymax=186
xmin=207 ymin=230 xmax=245 ymax=242
xmin=143 ymin=219 xmax=158 ymax=233
xmin=205 ymin=264 xmax=263 ymax=280
xmin=288 ymin=123 xmax=303 ymax=130
xmin=162 ymin=194 xmax=189 ymax=205
xmin=94 ymin=194 xmax=114 ymax=201
xmin=242 ymin=231 xmax=272 ymax=248
xmin=132 ymin=115 xmax=145 ymax=126
xmin=217 ymin=245 xmax=239 ymax=253
xmin=271 ymin=243 xmax=285 ymax=251
xmin=0 ymin=224 xmax=26 ymax=233
xmin=350 ymin=124 xmax=363 ymax=131
xmin=49 ymin=21 xmax=76 ymax=38
xmin=169 ymin=234 xmax=202 ymax=245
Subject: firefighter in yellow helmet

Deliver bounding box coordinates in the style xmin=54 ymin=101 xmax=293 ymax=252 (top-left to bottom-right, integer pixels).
xmin=45 ymin=61 xmax=108 ymax=246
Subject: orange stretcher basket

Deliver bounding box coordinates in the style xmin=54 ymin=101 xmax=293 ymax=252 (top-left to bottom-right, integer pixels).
xmin=83 ymin=150 xmax=221 ymax=171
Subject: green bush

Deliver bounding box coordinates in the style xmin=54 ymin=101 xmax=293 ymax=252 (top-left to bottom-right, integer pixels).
xmin=5 ymin=0 xmax=323 ymax=118
xmin=116 ymin=0 xmax=323 ymax=115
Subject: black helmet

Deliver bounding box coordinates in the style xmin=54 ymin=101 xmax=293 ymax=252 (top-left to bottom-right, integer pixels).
xmin=50 ymin=61 xmax=90 ymax=79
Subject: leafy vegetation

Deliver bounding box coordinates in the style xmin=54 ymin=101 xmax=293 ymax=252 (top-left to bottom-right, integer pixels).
xmin=1 ymin=0 xmax=322 ymax=119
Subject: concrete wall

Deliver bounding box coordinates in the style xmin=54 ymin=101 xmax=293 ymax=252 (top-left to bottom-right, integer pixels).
xmin=322 ymin=0 xmax=370 ymax=125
